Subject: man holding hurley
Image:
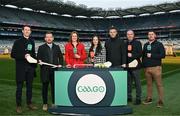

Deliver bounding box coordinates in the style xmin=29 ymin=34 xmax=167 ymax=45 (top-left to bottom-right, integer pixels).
xmin=11 ymin=25 xmax=37 ymax=113
xmin=126 ymin=30 xmax=142 ymax=105
xmin=37 ymin=32 xmax=63 ymax=111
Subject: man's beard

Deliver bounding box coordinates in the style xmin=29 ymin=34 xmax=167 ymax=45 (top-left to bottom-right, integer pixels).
xmin=110 ymin=35 xmax=117 ymax=39
xmin=149 ymin=38 xmax=155 ymax=41
xmin=23 ymin=34 xmax=30 ymax=39
xmin=47 ymin=41 xmax=53 ymax=44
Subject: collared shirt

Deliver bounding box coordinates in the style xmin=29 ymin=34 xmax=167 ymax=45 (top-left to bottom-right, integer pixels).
xmin=47 ymin=43 xmax=53 ymax=49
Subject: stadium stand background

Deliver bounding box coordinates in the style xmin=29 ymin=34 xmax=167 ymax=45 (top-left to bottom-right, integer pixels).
xmin=0 ymin=0 xmax=180 ymax=54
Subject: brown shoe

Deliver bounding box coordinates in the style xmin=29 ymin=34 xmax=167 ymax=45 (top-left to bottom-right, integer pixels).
xmin=157 ymin=100 xmax=164 ymax=108
xmin=51 ymin=104 xmax=56 ymax=107
xmin=16 ymin=106 xmax=22 ymax=114
xmin=143 ymin=98 xmax=152 ymax=105
xmin=27 ymin=104 xmax=38 ymax=110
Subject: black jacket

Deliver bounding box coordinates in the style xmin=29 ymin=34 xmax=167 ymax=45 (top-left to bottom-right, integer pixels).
xmin=142 ymin=40 xmax=165 ymax=68
xmin=37 ymin=43 xmax=63 ymax=82
xmin=11 ymin=37 xmax=36 ymax=82
xmin=126 ymin=39 xmax=142 ymax=69
xmin=105 ymin=37 xmax=126 ymax=67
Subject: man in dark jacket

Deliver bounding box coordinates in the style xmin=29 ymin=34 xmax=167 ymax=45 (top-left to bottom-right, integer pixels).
xmin=105 ymin=27 xmax=126 ymax=67
xmin=142 ymin=31 xmax=165 ymax=108
xmin=11 ymin=25 xmax=37 ymax=113
xmin=126 ymin=30 xmax=142 ymax=105
xmin=37 ymin=32 xmax=63 ymax=111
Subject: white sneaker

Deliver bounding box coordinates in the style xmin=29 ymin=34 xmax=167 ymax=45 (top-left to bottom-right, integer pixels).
xmin=42 ymin=104 xmax=48 ymax=111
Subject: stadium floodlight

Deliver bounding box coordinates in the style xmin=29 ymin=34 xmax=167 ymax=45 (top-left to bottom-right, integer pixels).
xmin=22 ymin=7 xmax=33 ymax=11
xmin=153 ymin=12 xmax=165 ymax=15
xmin=5 ymin=5 xmax=18 ymax=9
xmin=51 ymin=12 xmax=58 ymax=15
xmin=106 ymin=16 xmax=120 ymax=19
xmin=169 ymin=10 xmax=180 ymax=13
xmin=90 ymin=16 xmax=104 ymax=19
xmin=75 ymin=16 xmax=87 ymax=18
xmin=39 ymin=10 xmax=46 ymax=13
xmin=139 ymin=13 xmax=150 ymax=16
xmin=61 ymin=14 xmax=72 ymax=17
xmin=123 ymin=15 xmax=136 ymax=18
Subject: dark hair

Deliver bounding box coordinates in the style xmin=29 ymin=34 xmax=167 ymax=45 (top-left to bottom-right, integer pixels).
xmin=108 ymin=26 xmax=119 ymax=33
xmin=69 ymin=31 xmax=80 ymax=43
xmin=45 ymin=32 xmax=54 ymax=37
xmin=148 ymin=30 xmax=156 ymax=34
xmin=108 ymin=26 xmax=119 ymax=38
xmin=89 ymin=35 xmax=102 ymax=56
xmin=148 ymin=30 xmax=157 ymax=39
xmin=22 ymin=25 xmax=31 ymax=30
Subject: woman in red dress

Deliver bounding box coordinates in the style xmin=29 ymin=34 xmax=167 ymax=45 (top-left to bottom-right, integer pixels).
xmin=65 ymin=31 xmax=87 ymax=68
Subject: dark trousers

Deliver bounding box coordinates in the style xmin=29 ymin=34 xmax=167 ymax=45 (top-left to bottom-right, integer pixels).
xmin=42 ymin=69 xmax=55 ymax=104
xmin=16 ymin=68 xmax=34 ymax=106
xmin=128 ymin=69 xmax=142 ymax=100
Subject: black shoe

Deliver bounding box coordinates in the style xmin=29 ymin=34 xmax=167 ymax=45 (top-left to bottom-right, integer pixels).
xmin=134 ymin=99 xmax=141 ymax=105
xmin=143 ymin=98 xmax=152 ymax=105
xmin=27 ymin=104 xmax=38 ymax=110
xmin=128 ymin=98 xmax=132 ymax=102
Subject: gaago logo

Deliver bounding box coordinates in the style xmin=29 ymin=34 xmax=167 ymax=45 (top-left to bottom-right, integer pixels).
xmin=77 ymin=86 xmax=105 ymax=93
xmin=76 ymin=74 xmax=106 ymax=105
